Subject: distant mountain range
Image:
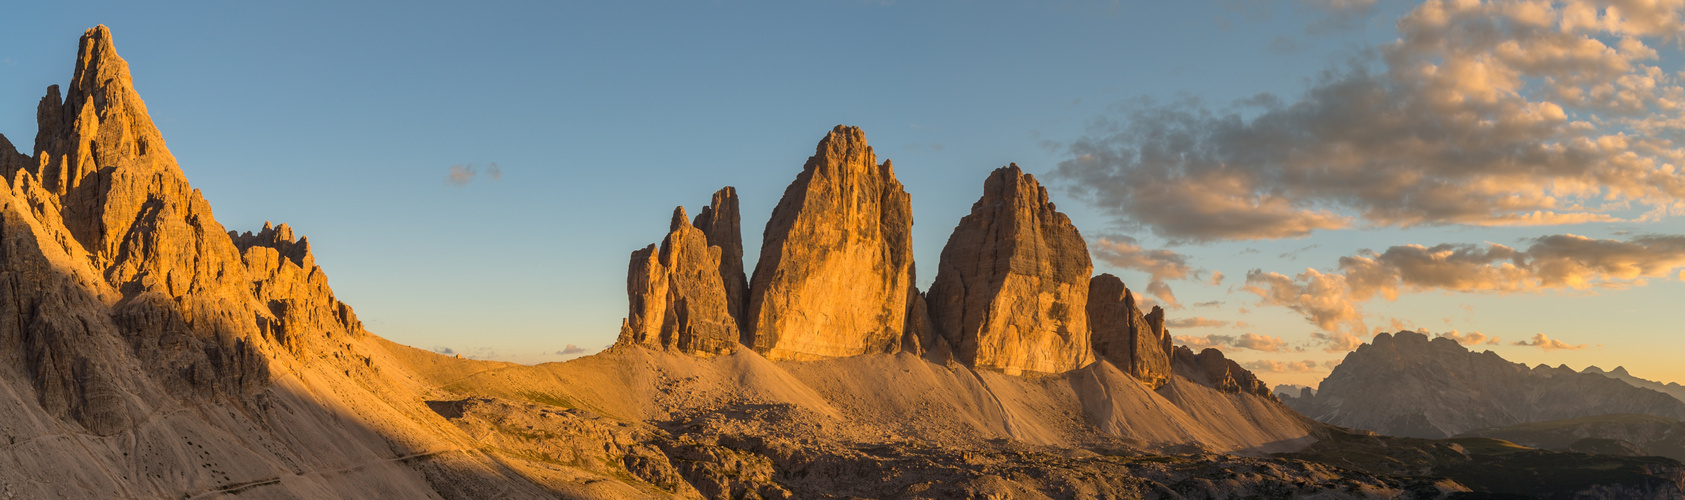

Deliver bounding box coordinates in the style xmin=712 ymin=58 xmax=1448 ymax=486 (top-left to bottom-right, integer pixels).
xmin=1585 ymin=365 xmax=1685 ymax=404
xmin=1281 ymin=331 xmax=1685 ymax=439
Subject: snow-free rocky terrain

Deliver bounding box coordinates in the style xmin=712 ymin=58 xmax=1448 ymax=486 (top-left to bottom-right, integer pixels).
xmin=0 ymin=26 xmax=1680 ymax=499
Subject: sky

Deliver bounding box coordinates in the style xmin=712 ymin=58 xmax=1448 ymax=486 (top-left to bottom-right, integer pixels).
xmin=3 ymin=0 xmax=1684 ymax=389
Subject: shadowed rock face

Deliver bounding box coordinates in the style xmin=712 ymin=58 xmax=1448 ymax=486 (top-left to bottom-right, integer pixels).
xmin=1172 ymin=346 xmax=1271 ymax=398
xmin=927 ymin=164 xmax=1093 ymax=375
xmin=745 ymin=125 xmax=915 ymax=361
xmin=692 ymin=187 xmax=747 ymax=327
xmin=1283 ymin=331 xmax=1685 ymax=438
xmin=1087 ymin=274 xmax=1173 ymax=388
xmin=619 ymin=206 xmax=741 ymax=355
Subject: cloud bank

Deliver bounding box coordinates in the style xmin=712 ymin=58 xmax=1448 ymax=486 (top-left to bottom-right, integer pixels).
xmin=1055 ymin=0 xmax=1685 ymax=242
xmin=1245 ymin=233 xmax=1685 ymax=350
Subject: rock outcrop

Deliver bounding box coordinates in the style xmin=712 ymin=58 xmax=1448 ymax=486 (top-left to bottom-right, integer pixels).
xmin=1171 ymin=346 xmax=1271 ymax=397
xmin=1087 ymin=274 xmax=1173 ymax=388
xmin=926 ymin=165 xmax=1093 ymax=375
xmin=691 ymin=187 xmax=747 ymax=327
xmin=745 ymin=126 xmax=915 ymax=361
xmin=619 ymin=206 xmax=741 ymax=355
xmin=230 ymin=222 xmax=367 ymax=356
xmin=1283 ymin=331 xmax=1685 ymax=438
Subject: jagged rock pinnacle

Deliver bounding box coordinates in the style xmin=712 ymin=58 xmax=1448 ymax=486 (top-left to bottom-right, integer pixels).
xmin=927 ymin=164 xmax=1093 ymax=375
xmin=745 ymin=125 xmax=916 ymax=361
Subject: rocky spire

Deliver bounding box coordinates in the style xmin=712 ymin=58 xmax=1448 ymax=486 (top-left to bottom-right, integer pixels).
xmin=926 ymin=164 xmax=1093 ymax=375
xmin=1087 ymin=274 xmax=1173 ymax=388
xmin=620 ymin=206 xmax=742 ymax=355
xmin=692 ymin=186 xmax=748 ymax=327
xmin=745 ymin=126 xmax=916 ymax=360
xmin=0 ymin=26 xmax=374 ymax=434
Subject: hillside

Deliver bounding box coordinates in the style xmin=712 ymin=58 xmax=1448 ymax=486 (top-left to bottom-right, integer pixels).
xmin=1459 ymin=414 xmax=1685 ymax=462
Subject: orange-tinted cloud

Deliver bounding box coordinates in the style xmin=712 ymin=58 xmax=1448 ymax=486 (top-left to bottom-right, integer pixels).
xmin=1240 ymin=359 xmax=1327 ymax=373
xmin=1513 ymin=333 xmax=1587 ymax=351
xmin=1436 ymin=330 xmax=1500 ymax=346
xmin=1248 ymin=234 xmax=1685 ymax=350
xmin=1054 ymin=0 xmax=1685 ymax=242
xmin=1091 ymin=236 xmax=1199 ymax=308
xmin=1174 ymin=332 xmax=1291 ymax=353
xmin=1165 ymin=316 xmax=1231 ymax=329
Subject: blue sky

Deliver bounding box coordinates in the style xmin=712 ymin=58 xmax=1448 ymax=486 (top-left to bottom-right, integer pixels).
xmin=4 ymin=0 xmax=1684 ymax=388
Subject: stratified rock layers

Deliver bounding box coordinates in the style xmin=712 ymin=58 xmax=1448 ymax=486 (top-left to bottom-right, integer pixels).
xmin=619 ymin=207 xmax=741 ymax=355
xmin=927 ymin=165 xmax=1093 ymax=375
xmin=745 ymin=126 xmax=915 ymax=361
xmin=1087 ymin=274 xmax=1173 ymax=388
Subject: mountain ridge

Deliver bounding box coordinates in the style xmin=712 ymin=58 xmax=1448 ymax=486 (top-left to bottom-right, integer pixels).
xmin=1282 ymin=331 xmax=1685 ymax=439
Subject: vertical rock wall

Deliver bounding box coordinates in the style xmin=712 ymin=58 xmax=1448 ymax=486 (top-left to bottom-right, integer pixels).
xmin=926 ymin=165 xmax=1093 ymax=375
xmin=619 ymin=207 xmax=742 ymax=355
xmin=1087 ymin=274 xmax=1173 ymax=388
xmin=745 ymin=126 xmax=915 ymax=361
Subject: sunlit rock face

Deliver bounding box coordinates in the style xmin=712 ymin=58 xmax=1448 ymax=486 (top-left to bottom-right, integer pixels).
xmin=927 ymin=165 xmax=1094 ymax=376
xmin=1087 ymin=274 xmax=1173 ymax=388
xmin=744 ymin=126 xmax=917 ymax=361
xmin=618 ymin=205 xmax=742 ymax=355
xmin=0 ymin=25 xmax=372 ymax=438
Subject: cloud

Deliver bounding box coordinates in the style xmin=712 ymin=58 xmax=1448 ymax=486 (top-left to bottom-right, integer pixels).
xmin=1243 ymin=269 xmax=1366 ymax=335
xmin=1513 ymin=333 xmax=1587 ymax=351
xmin=1240 ymin=359 xmax=1327 ymax=373
xmin=1174 ymin=332 xmax=1290 ymax=353
xmin=433 ymin=347 xmax=456 ymax=355
xmin=1235 ymin=332 xmax=1291 ymax=352
xmin=1177 ymin=334 xmax=1232 ymax=350
xmin=558 ymin=344 xmax=587 ymax=355
xmin=1166 ymin=316 xmax=1231 ymax=329
xmin=1052 ymin=1 xmax=1685 ymax=242
xmin=1247 ymin=234 xmax=1685 ymax=350
xmin=446 ymin=162 xmax=501 ymax=186
xmin=1193 ymin=300 xmax=1223 ymax=308
xmin=1208 ymin=270 xmax=1225 ymax=286
xmin=1341 ymin=234 xmax=1685 ymax=299
xmin=1436 ymin=329 xmax=1500 ymax=346
xmin=1091 ymin=236 xmax=1200 ymax=308
xmin=1311 ymin=331 xmax=1364 ymax=353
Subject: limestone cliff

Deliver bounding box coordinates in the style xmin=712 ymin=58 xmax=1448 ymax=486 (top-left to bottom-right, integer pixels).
xmin=230 ymin=222 xmax=367 ymax=357
xmin=619 ymin=206 xmax=741 ymax=355
xmin=745 ymin=126 xmax=915 ymax=360
xmin=691 ymin=187 xmax=747 ymax=327
xmin=1087 ymin=274 xmax=1173 ymax=388
xmin=927 ymin=164 xmax=1093 ymax=375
